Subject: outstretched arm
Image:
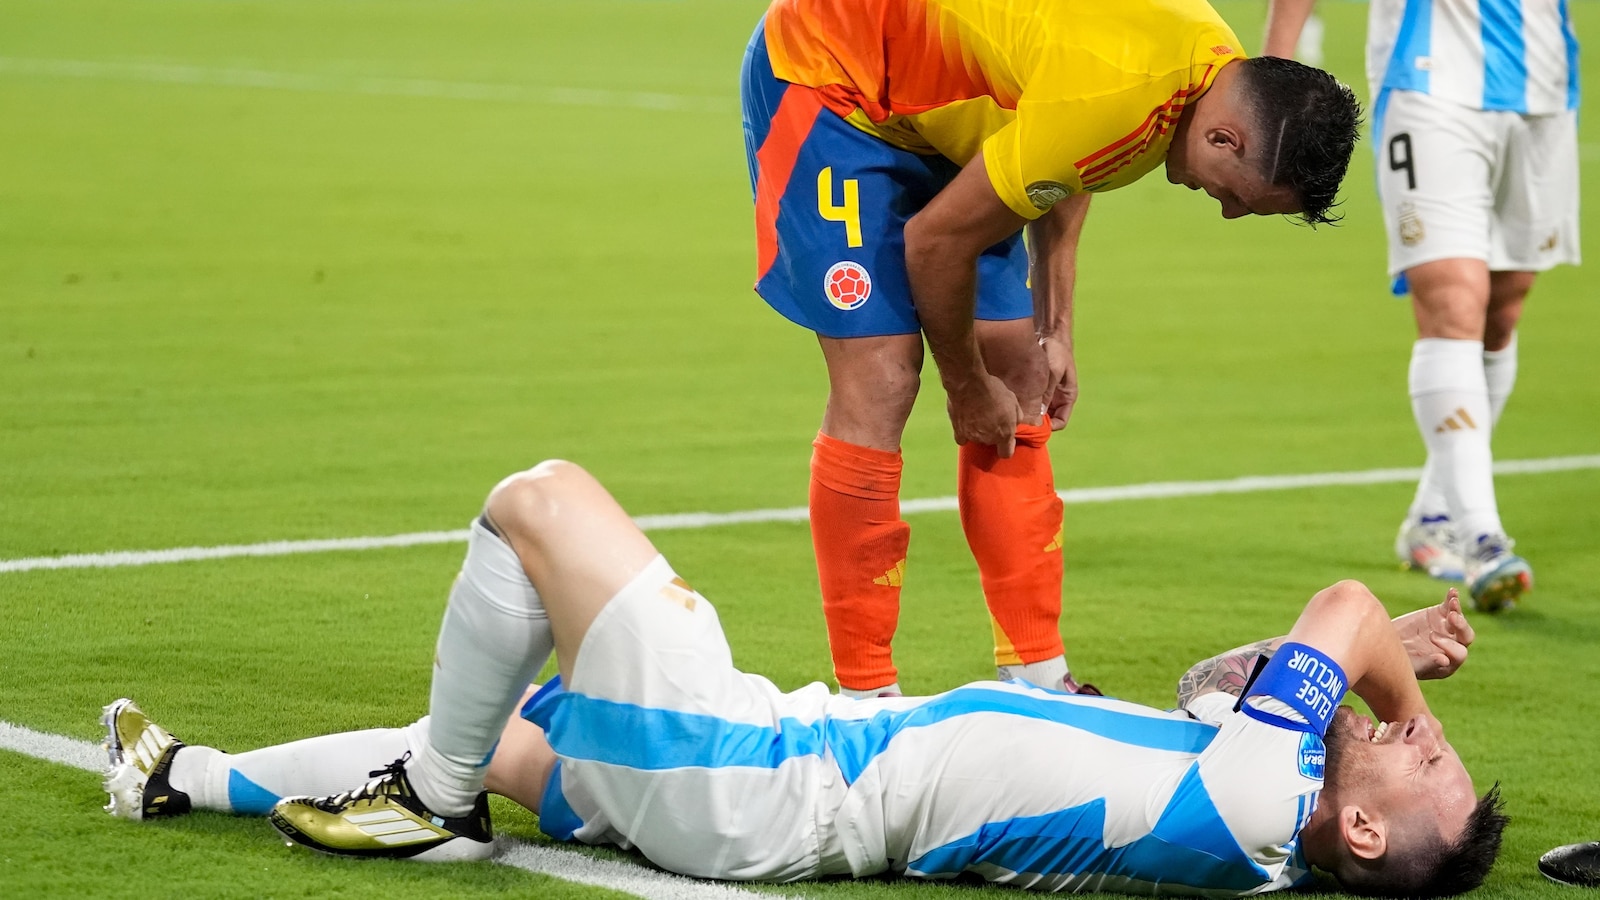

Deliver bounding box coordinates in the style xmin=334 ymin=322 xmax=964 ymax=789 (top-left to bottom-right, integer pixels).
xmin=1177 ymin=588 xmax=1474 ymax=712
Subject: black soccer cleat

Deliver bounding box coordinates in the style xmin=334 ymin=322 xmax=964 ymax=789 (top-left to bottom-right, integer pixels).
xmin=1540 ymin=842 xmax=1600 ymax=887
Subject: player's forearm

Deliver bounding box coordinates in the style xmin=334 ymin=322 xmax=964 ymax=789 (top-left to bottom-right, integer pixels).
xmin=1283 ymin=581 xmax=1432 ymax=723
xmin=1182 ymin=589 xmax=1454 ymax=712
xmin=905 ymin=150 xmax=1032 ymax=392
xmin=904 ymin=226 xmax=985 ymax=389
xmin=1027 ymin=193 xmax=1090 ymax=341
xmin=1263 ymin=0 xmax=1317 ymax=59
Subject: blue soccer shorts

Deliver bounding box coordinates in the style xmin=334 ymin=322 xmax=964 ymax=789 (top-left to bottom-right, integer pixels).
xmin=739 ymin=21 xmax=1032 ymax=339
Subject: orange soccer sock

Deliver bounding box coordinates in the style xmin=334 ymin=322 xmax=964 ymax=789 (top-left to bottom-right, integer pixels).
xmin=958 ymin=419 xmax=1066 ymax=668
xmin=809 ymin=432 xmax=910 ymax=692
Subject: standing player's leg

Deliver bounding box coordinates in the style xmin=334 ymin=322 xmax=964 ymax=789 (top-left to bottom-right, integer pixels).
xmin=742 ymin=20 xmax=944 ymax=697
xmin=960 ymin=293 xmax=1080 ymax=692
xmin=812 ymin=334 xmax=922 ymax=697
xmin=1403 ymin=258 xmax=1513 ymax=590
xmin=1482 ymin=272 xmax=1529 ymax=429
xmin=1378 ymin=91 xmax=1528 ymax=608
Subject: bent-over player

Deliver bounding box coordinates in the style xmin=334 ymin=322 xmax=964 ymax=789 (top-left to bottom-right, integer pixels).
xmin=104 ymin=461 xmax=1505 ymax=896
xmin=743 ymin=0 xmax=1363 ymax=697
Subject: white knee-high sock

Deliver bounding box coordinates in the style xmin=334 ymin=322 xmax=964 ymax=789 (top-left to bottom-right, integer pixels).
xmin=1410 ymin=339 xmax=1503 ymax=541
xmin=1484 ymin=332 xmax=1519 ymax=426
xmin=1409 ymin=334 xmax=1518 ymax=521
xmin=167 ymin=719 xmax=426 ymax=815
xmin=1407 ymin=454 xmax=1450 ymax=521
xmin=408 ymin=517 xmax=553 ymax=815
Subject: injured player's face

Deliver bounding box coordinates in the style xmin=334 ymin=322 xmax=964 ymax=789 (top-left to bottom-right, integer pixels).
xmin=1324 ymin=706 xmax=1479 ymax=855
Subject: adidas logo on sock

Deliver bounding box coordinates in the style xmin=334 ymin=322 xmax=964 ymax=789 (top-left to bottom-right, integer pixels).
xmin=873 ymin=559 xmax=907 ymax=587
xmin=1043 ymin=528 xmax=1063 ymax=553
xmin=1434 ymin=407 xmax=1480 ymax=433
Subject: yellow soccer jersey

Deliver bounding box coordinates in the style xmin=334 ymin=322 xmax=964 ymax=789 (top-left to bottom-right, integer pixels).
xmin=762 ymin=0 xmax=1245 ymax=218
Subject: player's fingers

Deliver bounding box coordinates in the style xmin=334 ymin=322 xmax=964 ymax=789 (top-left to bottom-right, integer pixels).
xmin=1432 ymin=633 xmax=1469 ymax=663
xmin=997 ymin=433 xmax=1016 ymax=458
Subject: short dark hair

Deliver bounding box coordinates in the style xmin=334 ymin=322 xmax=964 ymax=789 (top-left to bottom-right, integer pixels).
xmin=1341 ymin=783 xmax=1510 ymax=898
xmin=1235 ymin=55 xmax=1363 ymax=226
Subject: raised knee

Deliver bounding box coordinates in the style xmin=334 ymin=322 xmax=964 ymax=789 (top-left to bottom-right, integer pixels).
xmin=484 ymin=460 xmax=589 ymax=537
xmin=1311 ymin=579 xmax=1382 ymax=617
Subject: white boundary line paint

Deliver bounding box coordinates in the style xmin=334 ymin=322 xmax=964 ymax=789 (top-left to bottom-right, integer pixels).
xmin=0 ymin=720 xmax=785 ymax=900
xmin=0 ymin=57 xmax=734 ymax=114
xmin=3 ymin=454 xmax=1598 ymax=575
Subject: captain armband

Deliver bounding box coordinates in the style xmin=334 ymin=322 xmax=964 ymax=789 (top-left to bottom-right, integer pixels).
xmin=1240 ymin=642 xmax=1348 ymax=737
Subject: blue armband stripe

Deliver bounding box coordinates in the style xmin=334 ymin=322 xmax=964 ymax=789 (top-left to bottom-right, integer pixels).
xmin=1244 ymin=642 xmax=1347 ymax=737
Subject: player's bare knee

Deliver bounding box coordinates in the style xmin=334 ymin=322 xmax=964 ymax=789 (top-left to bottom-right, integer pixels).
xmin=484 ymin=460 xmax=591 ymax=540
xmin=1311 ymin=579 xmax=1382 ymax=619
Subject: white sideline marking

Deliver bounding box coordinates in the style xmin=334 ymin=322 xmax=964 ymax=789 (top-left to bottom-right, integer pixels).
xmin=0 ymin=720 xmax=106 ymax=772
xmin=0 ymin=57 xmax=734 ymax=114
xmin=3 ymin=454 xmax=1598 ymax=575
xmin=0 ymin=719 xmax=785 ymax=900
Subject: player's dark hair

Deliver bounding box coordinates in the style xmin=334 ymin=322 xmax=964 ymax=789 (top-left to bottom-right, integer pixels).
xmin=1235 ymin=55 xmax=1362 ymax=226
xmin=1342 ymin=783 xmax=1509 ymax=898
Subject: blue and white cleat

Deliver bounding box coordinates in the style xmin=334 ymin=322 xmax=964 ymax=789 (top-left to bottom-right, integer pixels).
xmin=1463 ymin=533 xmax=1532 ymax=613
xmin=1395 ymin=514 xmax=1466 ymax=582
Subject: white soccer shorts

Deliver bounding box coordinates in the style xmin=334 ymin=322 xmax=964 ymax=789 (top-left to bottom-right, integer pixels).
xmin=533 ymin=555 xmax=852 ymax=882
xmin=1376 ymin=89 xmax=1580 ymax=277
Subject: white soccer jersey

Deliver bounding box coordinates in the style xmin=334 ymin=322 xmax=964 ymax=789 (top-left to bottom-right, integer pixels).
xmin=1367 ymin=0 xmax=1580 ymax=115
xmin=523 ymin=558 xmax=1337 ymax=895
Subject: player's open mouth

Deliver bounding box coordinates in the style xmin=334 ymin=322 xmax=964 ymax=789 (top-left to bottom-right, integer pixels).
xmin=1368 ymin=720 xmax=1391 ymax=742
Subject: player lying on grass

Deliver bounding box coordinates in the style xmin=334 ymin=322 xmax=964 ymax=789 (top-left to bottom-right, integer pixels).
xmin=104 ymin=460 xmax=1506 ymax=896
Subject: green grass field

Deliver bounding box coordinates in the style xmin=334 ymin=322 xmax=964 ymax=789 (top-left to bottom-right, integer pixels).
xmin=3 ymin=1 xmax=1598 ymax=897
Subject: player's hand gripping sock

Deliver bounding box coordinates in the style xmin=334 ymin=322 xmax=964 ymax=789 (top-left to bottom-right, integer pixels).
xmin=958 ymin=419 xmax=1068 ymax=676
xmin=270 ymin=753 xmax=493 ymax=862
xmin=810 ymin=433 xmax=909 ymax=694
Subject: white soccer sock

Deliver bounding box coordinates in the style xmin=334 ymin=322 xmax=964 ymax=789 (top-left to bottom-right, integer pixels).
xmin=167 ymin=720 xmax=425 ymax=815
xmin=1409 ymin=334 xmax=1517 ymax=521
xmin=1407 ymin=456 xmax=1450 ymax=521
xmin=407 ymin=518 xmax=553 ymax=816
xmin=1410 ymin=339 xmax=1504 ymax=540
xmin=997 ymin=655 xmax=1069 ymax=690
xmin=1484 ymin=332 xmax=1519 ymax=426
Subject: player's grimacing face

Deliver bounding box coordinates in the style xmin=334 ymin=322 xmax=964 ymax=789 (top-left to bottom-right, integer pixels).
xmin=1327 ymin=707 xmax=1478 ymax=844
